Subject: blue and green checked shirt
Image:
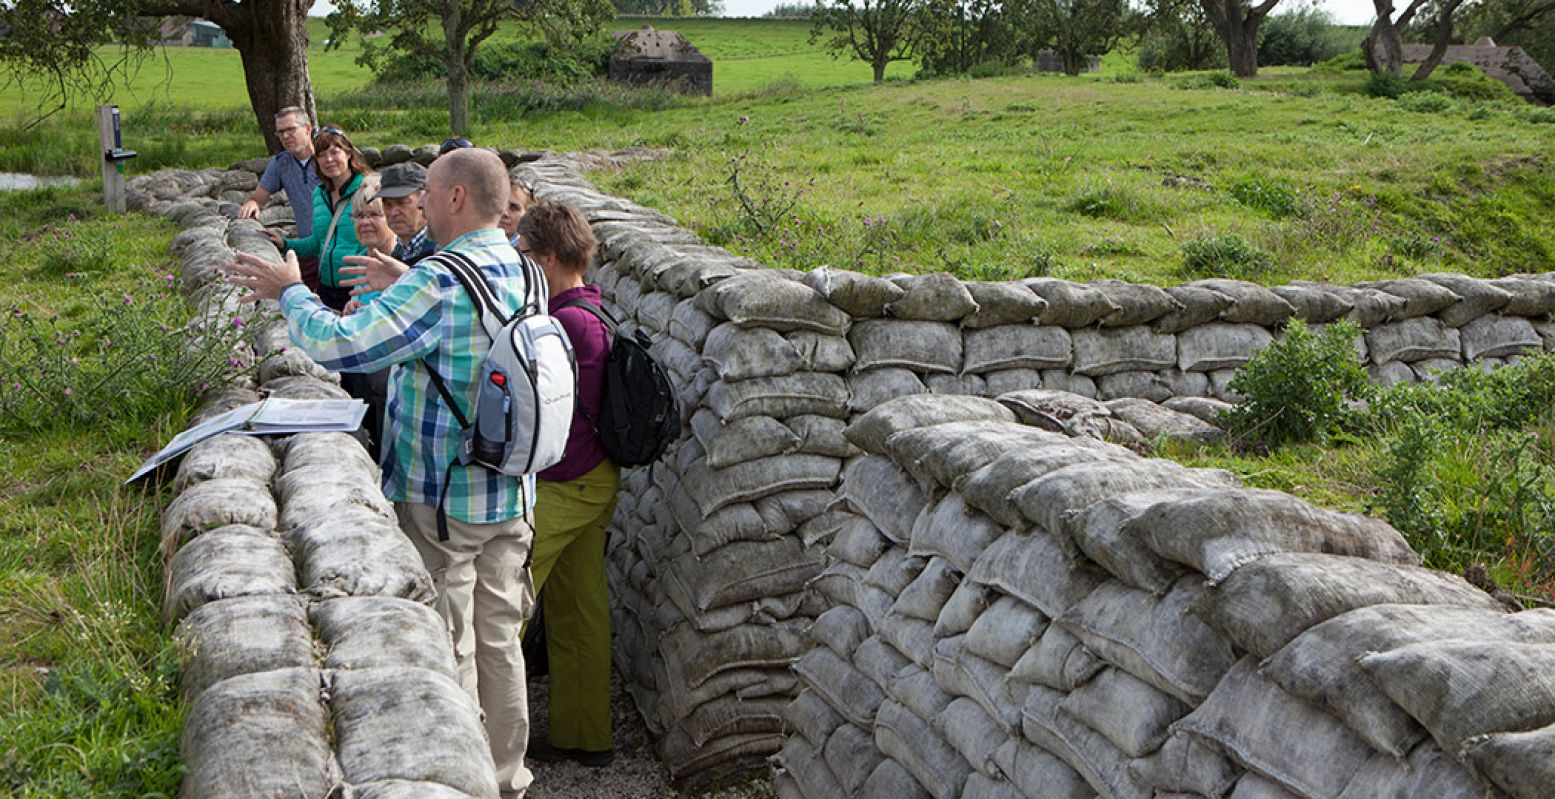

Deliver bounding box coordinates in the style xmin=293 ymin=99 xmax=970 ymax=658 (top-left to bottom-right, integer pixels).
xmin=280 ymin=227 xmax=535 ymax=523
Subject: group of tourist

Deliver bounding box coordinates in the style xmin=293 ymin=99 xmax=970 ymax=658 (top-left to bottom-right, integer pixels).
xmin=227 ymin=106 xmax=619 ymax=799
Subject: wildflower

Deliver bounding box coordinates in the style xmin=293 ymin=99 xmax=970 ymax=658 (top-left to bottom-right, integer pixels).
xmin=863 ymin=217 xmax=873 ymax=228
xmin=738 ymin=115 xmax=750 ymax=125
xmin=63 ymin=388 xmax=72 ymax=398
xmin=232 ymin=317 xmax=245 ymax=328
xmin=122 ymin=294 xmax=133 ymax=304
xmin=164 ymin=274 xmax=175 ymax=283
xmin=228 ymin=357 xmax=241 ymax=367
xmin=67 ymin=213 xmax=77 ymax=222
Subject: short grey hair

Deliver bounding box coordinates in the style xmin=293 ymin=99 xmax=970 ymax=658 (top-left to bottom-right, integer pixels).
xmin=274 ymin=106 xmax=310 ymax=123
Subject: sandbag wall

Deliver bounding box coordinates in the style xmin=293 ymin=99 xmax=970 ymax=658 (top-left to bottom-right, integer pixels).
xmin=129 ymin=173 xmax=503 ymax=799
xmin=773 ymin=391 xmax=1555 ymax=799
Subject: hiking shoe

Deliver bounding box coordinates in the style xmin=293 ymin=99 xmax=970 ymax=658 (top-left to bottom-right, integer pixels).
xmin=527 ymin=739 xmax=614 ymax=768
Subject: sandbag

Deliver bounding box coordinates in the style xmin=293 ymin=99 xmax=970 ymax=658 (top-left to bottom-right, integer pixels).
xmin=848 ymin=367 xmax=930 ymax=413
xmin=811 ymin=605 xmax=871 ymax=658
xmin=176 ymin=594 xmax=313 ymax=700
xmin=1177 ymin=323 xmax=1274 ymax=372
xmin=1187 ymin=279 xmax=1294 ymax=325
xmin=850 ymin=319 xmax=963 ymax=374
xmin=983 ymin=368 xmax=1044 ymax=395
xmin=661 ymin=618 xmax=809 ymax=689
xmin=1264 ymin=604 xmax=1555 ymax=758
xmin=1152 ymin=285 xmax=1234 ymax=334
xmin=1025 ymin=279 xmax=1122 ymax=328
xmin=786 ymin=688 xmax=847 ymax=749
xmin=1021 ymin=684 xmax=1151 ymax=799
xmin=1071 ymin=327 xmax=1178 ymax=377
xmin=1172 ymin=658 xmax=1372 ymax=799
xmin=161 ymin=477 xmax=278 ymax=555
xmin=705 ymin=372 xmax=850 ymax=421
xmin=1365 ymin=317 xmax=1462 ymax=364
xmin=668 ymin=298 xmax=717 ymax=348
xmin=935 ymin=580 xmax=994 ymax=638
xmin=965 ymin=594 xmax=1050 ymax=668
xmin=1327 ymin=284 xmax=1409 ymax=326
xmin=940 ymin=696 xmax=1007 ymax=778
xmin=1359 ymin=640 xmax=1555 ymax=755
xmin=284 ymin=507 xmax=435 ymax=603
xmin=1091 ymin=279 xmax=1184 ymax=327
xmin=846 ymin=394 xmax=1016 ymax=455
xmin=840 ymin=455 xmax=927 ymax=543
xmin=1360 ymin=277 xmax=1461 ymax=319
xmin=958 ymin=444 xmax=1131 ymax=528
xmin=859 ymin=758 xmax=934 ymax=799
xmin=886 ymin=662 xmax=953 ymax=722
xmin=992 ymin=737 xmax=1096 ymax=799
xmin=962 ymin=281 xmax=1049 ymax=328
xmin=681 ymin=454 xmax=841 ymax=516
xmin=188 ymin=385 xmax=264 ymax=425
xmin=887 ymin=422 xmax=1058 ymax=492
xmin=1042 ymin=369 xmax=1099 ymax=397
xmin=697 ymin=271 xmax=851 ymax=334
xmin=341 ymin=781 xmax=480 ymax=799
xmin=1059 ymin=577 xmax=1237 ymax=706
xmin=996 ymin=389 xmax=1113 ymax=436
xmin=1419 ymin=273 xmax=1513 ymax=326
xmin=887 ymin=272 xmax=978 ymax=321
xmin=265 ymin=374 xmax=353 ymax=400
xmin=259 ymin=347 xmax=336 ymax=383
xmin=890 ymin=557 xmax=961 ymax=622
xmin=174 ymin=434 xmax=277 ymax=492
xmin=673 ymin=537 xmax=826 ymax=611
xmin=702 ymin=324 xmax=804 ymax=380
xmin=1268 ymin=284 xmax=1352 ymax=323
xmin=276 ymin=466 xmax=395 ymax=530
xmin=1012 ymin=458 xmax=1229 ymax=539
xmin=825 ymin=722 xmax=888 ymax=795
xmin=908 ymin=493 xmax=1006 ymax=574
xmin=330 ymin=667 xmax=497 ymax=798
xmin=683 ymin=694 xmax=790 ymax=746
xmin=829 ymin=515 xmax=892 ymax=567
xmin=1162 ymin=395 xmax=1234 ymax=426
xmin=312 ymin=596 xmax=457 ymax=679
xmin=690 ymin=410 xmax=798 ymax=468
xmin=1189 ymin=552 xmax=1502 ymax=658
xmin=1128 ymin=487 xmax=1417 ymax=585
xmin=962 ymin=772 xmax=1025 ymax=799
xmin=163 ymin=524 xmax=296 ymax=621
xmin=962 ymin=325 xmax=1073 ymax=372
xmin=1461 ymin=722 xmax=1555 ymax=799
xmin=181 ymin=668 xmax=339 ymax=799
xmin=1490 ymin=275 xmax=1555 ymax=317
xmin=787 ymin=414 xmax=854 ymax=458
xmin=877 ymin=608 xmax=937 ymax=668
xmin=1060 ymin=666 xmax=1188 ymax=758
xmin=281 ymin=431 xmax=378 ymax=476
xmin=1336 ymin=742 xmax=1490 ymax=799
xmin=1008 ymin=624 xmax=1106 ymax=691
xmin=1229 ymin=774 xmax=1303 ymax=799
xmin=1129 ymin=731 xmax=1241 ymax=798
xmin=874 ymin=699 xmax=973 ymax=799
xmin=1459 ymin=314 xmax=1542 ymax=361
xmin=1103 ymin=398 xmax=1221 ymax=444
xmin=967 ymin=528 xmax=1107 ymax=619
xmin=804 ymin=266 xmax=906 ymax=317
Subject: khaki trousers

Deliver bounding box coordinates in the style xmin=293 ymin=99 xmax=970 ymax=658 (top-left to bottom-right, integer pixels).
xmin=397 ymin=502 xmax=536 ymax=798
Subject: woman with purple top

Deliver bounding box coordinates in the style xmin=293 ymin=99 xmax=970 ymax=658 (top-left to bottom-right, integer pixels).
xmin=517 ymin=199 xmax=618 ymax=767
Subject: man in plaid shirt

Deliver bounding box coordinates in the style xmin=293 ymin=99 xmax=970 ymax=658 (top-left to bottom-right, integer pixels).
xmin=228 ymin=148 xmax=538 ymax=798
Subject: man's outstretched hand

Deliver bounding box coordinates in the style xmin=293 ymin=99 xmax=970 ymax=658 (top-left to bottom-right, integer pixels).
xmin=224 ymin=249 xmax=304 ymax=303
xmin=341 ymin=249 xmax=409 ymax=296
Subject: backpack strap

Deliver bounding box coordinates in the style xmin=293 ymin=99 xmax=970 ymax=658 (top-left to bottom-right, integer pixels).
xmin=558 ymin=297 xmax=619 ymax=333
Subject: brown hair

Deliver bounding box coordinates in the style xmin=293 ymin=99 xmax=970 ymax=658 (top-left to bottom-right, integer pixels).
xmin=312 ymin=126 xmax=371 ymax=192
xmin=518 ymin=200 xmax=597 ymax=273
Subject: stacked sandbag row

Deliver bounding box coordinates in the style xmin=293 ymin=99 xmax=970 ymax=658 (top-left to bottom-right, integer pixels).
xmin=505 ymin=161 xmax=850 ymax=788
xmin=776 ymin=391 xmax=1555 ymax=799
xmin=133 ymin=176 xmax=503 ymax=799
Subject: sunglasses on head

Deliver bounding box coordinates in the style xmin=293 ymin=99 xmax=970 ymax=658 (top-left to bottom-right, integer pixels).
xmin=440 ymin=137 xmax=474 ymax=154
xmin=319 ymin=126 xmax=345 ymax=137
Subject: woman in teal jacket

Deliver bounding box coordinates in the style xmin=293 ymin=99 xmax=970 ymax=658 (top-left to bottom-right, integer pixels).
xmin=267 ymin=126 xmax=372 ymax=311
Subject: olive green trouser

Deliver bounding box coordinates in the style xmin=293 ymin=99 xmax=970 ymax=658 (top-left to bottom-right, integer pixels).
xmin=530 ymin=459 xmax=619 ymax=752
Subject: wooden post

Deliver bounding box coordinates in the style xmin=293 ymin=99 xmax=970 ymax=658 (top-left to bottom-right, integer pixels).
xmin=96 ymin=105 xmax=127 ymax=213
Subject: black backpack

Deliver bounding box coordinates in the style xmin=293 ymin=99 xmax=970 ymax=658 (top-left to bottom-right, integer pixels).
xmin=560 ymin=298 xmax=680 ymax=467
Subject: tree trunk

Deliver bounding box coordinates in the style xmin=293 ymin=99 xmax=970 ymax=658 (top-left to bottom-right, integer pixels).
xmin=444 ymin=2 xmax=469 ymax=136
xmin=1363 ymin=20 xmax=1404 ymax=75
xmin=1410 ymin=0 xmax=1467 ymax=81
xmin=207 ymin=0 xmax=316 ymax=153
xmin=872 ymin=58 xmax=887 ymax=82
xmin=1201 ymin=0 xmax=1277 ymax=77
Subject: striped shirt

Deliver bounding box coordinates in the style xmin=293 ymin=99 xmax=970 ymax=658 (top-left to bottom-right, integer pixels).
xmin=280 ymin=228 xmax=535 ymax=523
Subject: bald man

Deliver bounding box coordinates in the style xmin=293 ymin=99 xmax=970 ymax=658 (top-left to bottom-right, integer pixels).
xmin=226 ymin=148 xmax=537 ymax=798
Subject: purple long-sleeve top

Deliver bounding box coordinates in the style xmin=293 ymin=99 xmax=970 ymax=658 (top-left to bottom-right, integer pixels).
xmin=539 ymin=284 xmax=612 ymax=482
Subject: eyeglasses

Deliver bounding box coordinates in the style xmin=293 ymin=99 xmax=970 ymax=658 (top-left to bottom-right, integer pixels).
xmin=440 ymin=137 xmax=474 ymax=155
xmin=354 ymin=210 xmax=386 ymax=220
xmin=277 ymin=123 xmax=306 ymax=135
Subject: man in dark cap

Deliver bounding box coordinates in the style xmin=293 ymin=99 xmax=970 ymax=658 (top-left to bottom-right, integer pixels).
xmin=375 ymin=161 xmax=436 ymax=266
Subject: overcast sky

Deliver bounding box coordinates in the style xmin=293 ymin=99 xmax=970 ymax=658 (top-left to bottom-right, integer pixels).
xmin=310 ymin=0 xmax=1378 ymax=29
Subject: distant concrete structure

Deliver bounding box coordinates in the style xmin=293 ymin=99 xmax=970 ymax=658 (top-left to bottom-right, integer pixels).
xmin=1033 ymin=48 xmax=1099 ymax=75
xmin=1402 ymin=37 xmax=1554 ymax=105
xmin=157 ymin=17 xmax=232 ymax=48
xmin=609 ymin=25 xmax=712 ymax=96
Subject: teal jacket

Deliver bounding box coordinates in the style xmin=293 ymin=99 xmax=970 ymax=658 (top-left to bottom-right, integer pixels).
xmin=284 ymin=172 xmax=367 ymax=292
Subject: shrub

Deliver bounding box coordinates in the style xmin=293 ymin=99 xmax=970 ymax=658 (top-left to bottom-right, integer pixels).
xmin=1065 ymin=183 xmax=1161 ymax=223
xmin=1224 ymin=175 xmax=1302 ymax=218
xmin=1258 ymin=5 xmax=1353 ymax=66
xmin=1173 ymin=71 xmax=1240 ymax=90
xmin=1220 ymin=319 xmax=1369 ymax=449
xmin=1430 ymin=61 xmax=1518 ymax=101
xmin=1179 ymin=233 xmax=1275 ymax=278
xmin=1398 ymin=90 xmax=1457 ymax=113
xmin=1313 ymin=49 xmax=1367 ymax=72
xmin=0 ymin=275 xmax=262 ymax=433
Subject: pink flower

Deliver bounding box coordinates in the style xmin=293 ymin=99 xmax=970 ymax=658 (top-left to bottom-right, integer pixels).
xmin=62 ymin=388 xmax=72 ymax=398
xmin=228 ymin=357 xmax=240 ymax=367
xmin=232 ymin=317 xmax=245 ymax=328
xmin=122 ymin=294 xmax=133 ymax=304
xmin=738 ymin=115 xmax=750 ymax=125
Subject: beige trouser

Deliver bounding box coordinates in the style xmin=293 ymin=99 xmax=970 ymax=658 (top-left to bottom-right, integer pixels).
xmin=398 ymin=502 xmax=537 ymax=799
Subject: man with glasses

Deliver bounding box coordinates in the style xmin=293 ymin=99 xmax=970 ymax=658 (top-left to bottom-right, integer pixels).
xmin=239 ymin=107 xmax=320 ymax=238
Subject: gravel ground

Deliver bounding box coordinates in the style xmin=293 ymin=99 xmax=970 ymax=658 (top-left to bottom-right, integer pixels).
xmin=525 ymin=670 xmax=777 ymax=799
